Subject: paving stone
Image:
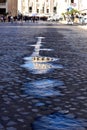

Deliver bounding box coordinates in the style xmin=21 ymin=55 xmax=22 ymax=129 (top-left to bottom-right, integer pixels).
xmin=6 ymin=127 xmax=17 ymax=130
xmin=7 ymin=121 xmax=17 ymax=126
xmin=0 ymin=124 xmax=4 ymax=129
xmin=2 ymin=116 xmax=10 ymax=121
xmin=0 ymin=22 xmax=87 ymax=129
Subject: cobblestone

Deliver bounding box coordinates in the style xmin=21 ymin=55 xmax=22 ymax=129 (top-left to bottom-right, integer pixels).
xmin=0 ymin=22 xmax=87 ymax=129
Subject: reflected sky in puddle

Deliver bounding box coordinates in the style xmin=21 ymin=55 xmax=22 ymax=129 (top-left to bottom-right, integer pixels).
xmin=22 ymin=79 xmax=64 ymax=97
xmin=31 ymin=37 xmax=45 ymax=56
xmin=30 ymin=45 xmax=53 ymax=51
xmin=40 ymin=48 xmax=53 ymax=51
xmin=21 ymin=56 xmax=62 ymax=74
xmin=32 ymin=113 xmax=87 ymax=130
xmin=21 ymin=37 xmax=62 ymax=74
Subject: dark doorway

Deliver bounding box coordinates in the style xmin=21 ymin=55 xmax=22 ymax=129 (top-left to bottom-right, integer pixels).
xmin=0 ymin=0 xmax=6 ymax=3
xmin=0 ymin=8 xmax=6 ymax=14
xmin=71 ymin=0 xmax=74 ymax=3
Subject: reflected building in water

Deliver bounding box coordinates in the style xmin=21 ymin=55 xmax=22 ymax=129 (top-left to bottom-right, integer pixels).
xmin=32 ymin=56 xmax=54 ymax=62
xmin=22 ymin=56 xmax=54 ymax=74
xmin=22 ymin=56 xmax=62 ymax=74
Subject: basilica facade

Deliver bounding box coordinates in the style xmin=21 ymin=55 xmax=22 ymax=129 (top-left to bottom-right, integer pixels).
xmin=0 ymin=0 xmax=17 ymax=16
xmin=0 ymin=0 xmax=87 ymax=16
xmin=17 ymin=0 xmax=77 ymax=16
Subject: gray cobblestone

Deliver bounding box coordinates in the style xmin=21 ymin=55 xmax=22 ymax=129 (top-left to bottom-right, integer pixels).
xmin=0 ymin=22 xmax=87 ymax=129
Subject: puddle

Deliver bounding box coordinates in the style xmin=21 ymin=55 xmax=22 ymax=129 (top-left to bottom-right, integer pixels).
xmin=21 ymin=61 xmax=63 ymax=74
xmin=30 ymin=46 xmax=52 ymax=51
xmin=30 ymin=37 xmax=45 ymax=56
xmin=21 ymin=37 xmax=62 ymax=74
xmin=30 ymin=44 xmax=42 ymax=47
xmin=24 ymin=56 xmax=58 ymax=62
xmin=40 ymin=48 xmax=53 ymax=51
xmin=21 ymin=79 xmax=64 ymax=97
xmin=21 ymin=56 xmax=62 ymax=74
xmin=36 ymin=37 xmax=45 ymax=42
xmin=32 ymin=113 xmax=87 ymax=130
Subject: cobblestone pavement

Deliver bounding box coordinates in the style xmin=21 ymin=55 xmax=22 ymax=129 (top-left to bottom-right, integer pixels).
xmin=0 ymin=21 xmax=87 ymax=130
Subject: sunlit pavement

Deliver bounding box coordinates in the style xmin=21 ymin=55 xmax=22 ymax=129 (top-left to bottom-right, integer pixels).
xmin=78 ymin=25 xmax=87 ymax=30
xmin=0 ymin=21 xmax=87 ymax=130
xmin=60 ymin=20 xmax=87 ymax=30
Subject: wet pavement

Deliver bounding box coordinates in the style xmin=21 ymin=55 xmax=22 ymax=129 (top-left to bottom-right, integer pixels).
xmin=0 ymin=21 xmax=87 ymax=130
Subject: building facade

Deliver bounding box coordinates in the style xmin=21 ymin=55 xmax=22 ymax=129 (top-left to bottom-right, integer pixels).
xmin=7 ymin=0 xmax=17 ymax=16
xmin=0 ymin=0 xmax=87 ymax=16
xmin=0 ymin=0 xmax=17 ymax=16
xmin=0 ymin=0 xmax=7 ymax=14
xmin=18 ymin=0 xmax=68 ymax=16
xmin=18 ymin=0 xmax=81 ymax=16
xmin=78 ymin=0 xmax=87 ymax=14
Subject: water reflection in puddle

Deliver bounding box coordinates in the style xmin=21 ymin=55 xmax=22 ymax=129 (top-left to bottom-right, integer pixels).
xmin=40 ymin=48 xmax=53 ymax=51
xmin=24 ymin=56 xmax=58 ymax=62
xmin=21 ymin=37 xmax=63 ymax=74
xmin=21 ymin=56 xmax=62 ymax=74
xmin=30 ymin=45 xmax=53 ymax=52
xmin=31 ymin=37 xmax=45 ymax=56
xmin=32 ymin=113 xmax=87 ymax=130
xmin=30 ymin=44 xmax=42 ymax=47
xmin=22 ymin=79 xmax=64 ymax=97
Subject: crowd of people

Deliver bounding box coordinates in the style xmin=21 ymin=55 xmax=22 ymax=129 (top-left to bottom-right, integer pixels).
xmin=63 ymin=13 xmax=87 ymax=24
xmin=0 ymin=14 xmax=48 ymax=23
xmin=1 ymin=13 xmax=86 ymax=25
